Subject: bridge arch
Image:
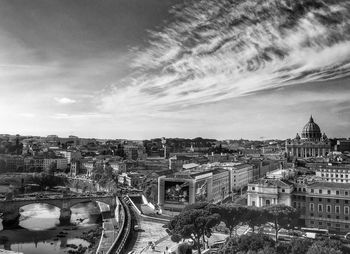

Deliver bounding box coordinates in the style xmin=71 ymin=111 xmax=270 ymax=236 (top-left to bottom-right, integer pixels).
xmin=17 ymin=199 xmax=63 ymax=211
xmin=0 ymin=195 xmax=117 ymax=227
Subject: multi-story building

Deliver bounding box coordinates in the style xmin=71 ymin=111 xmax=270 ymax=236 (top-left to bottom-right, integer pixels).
xmin=211 ymin=168 xmax=230 ymax=203
xmin=293 ymin=179 xmax=350 ymax=233
xmin=249 ymin=158 xmax=284 ymax=181
xmin=43 ymin=158 xmax=68 ymax=172
xmin=123 ymin=142 xmax=146 ymax=160
xmin=247 ymin=171 xmax=294 ymax=207
xmin=108 ymin=160 xmax=126 ymax=173
xmin=169 ymin=155 xmax=192 ymax=171
xmin=285 ymin=116 xmax=331 ymax=158
xmin=23 ymin=156 xmax=44 ymax=171
xmin=334 ymin=139 xmax=350 ymax=153
xmin=315 ymin=165 xmax=350 ymax=183
xmin=58 ymin=150 xmax=82 ymax=164
xmin=0 ymin=155 xmax=24 ymax=172
xmin=158 ymin=168 xmax=231 ymax=211
xmin=70 ymin=160 xmax=80 ymax=176
xmin=219 ymin=163 xmax=253 ymax=191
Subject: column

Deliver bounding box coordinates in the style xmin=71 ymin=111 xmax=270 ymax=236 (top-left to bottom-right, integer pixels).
xmin=59 ymin=208 xmax=72 ymax=224
xmin=2 ymin=209 xmax=20 ymax=228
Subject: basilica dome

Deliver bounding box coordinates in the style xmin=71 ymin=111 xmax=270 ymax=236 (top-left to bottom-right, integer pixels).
xmin=301 ymin=116 xmax=322 ymax=141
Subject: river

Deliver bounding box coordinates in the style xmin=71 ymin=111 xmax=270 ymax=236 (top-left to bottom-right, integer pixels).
xmin=0 ymin=202 xmax=102 ymax=254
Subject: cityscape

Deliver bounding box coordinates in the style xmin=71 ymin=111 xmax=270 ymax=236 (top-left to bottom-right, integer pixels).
xmin=1 ymin=1 xmax=350 ymax=254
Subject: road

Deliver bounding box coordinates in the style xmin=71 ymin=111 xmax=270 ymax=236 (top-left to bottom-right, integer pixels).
xmin=96 ymin=197 xmax=121 ymax=254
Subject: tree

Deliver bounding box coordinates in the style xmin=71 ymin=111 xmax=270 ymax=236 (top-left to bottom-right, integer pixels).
xmin=243 ymin=207 xmax=268 ymax=233
xmin=167 ymin=209 xmax=220 ymax=254
xmin=210 ymin=204 xmax=245 ymax=237
xmin=219 ymin=234 xmax=275 ymax=254
xmin=264 ymin=204 xmax=298 ymax=242
xmin=307 ymin=240 xmax=343 ymax=254
xmin=237 ymin=234 xmax=275 ymax=253
xmin=289 ymin=238 xmax=313 ymax=254
xmin=177 ymin=242 xmax=193 ymax=254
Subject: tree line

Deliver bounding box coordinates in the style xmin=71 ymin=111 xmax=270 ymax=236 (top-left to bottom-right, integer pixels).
xmin=166 ymin=202 xmax=348 ymax=254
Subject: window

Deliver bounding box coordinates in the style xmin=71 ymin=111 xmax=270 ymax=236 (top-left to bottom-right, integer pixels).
xmin=310 ymin=203 xmax=314 ymax=212
xmin=336 ymin=190 xmax=340 ymax=195
xmin=336 ymin=215 xmax=340 ymax=219
xmin=318 ymin=204 xmax=323 ymax=212
xmin=252 ymin=187 xmax=255 ymax=190
xmin=303 ymin=188 xmax=306 ymax=192
xmin=310 ymin=221 xmax=314 ymax=225
xmin=345 ymin=206 xmax=349 ymax=215
xmin=319 ymin=198 xmax=322 ymax=202
xmin=282 ymin=189 xmax=285 ymax=192
xmin=319 ymin=189 xmax=322 ymax=194
xmin=327 ymin=199 xmax=331 ymax=203
xmin=327 ymin=215 xmax=331 ymax=218
xmin=252 ymin=201 xmax=256 ymax=206
xmin=327 ymin=190 xmax=331 ymax=195
xmin=310 ymin=197 xmax=314 ymax=201
xmin=335 ymin=206 xmax=340 ymax=214
xmin=346 ymin=191 xmax=349 ymax=196
xmin=327 ymin=222 xmax=331 ymax=226
xmin=327 ymin=205 xmax=331 ymax=213
xmin=319 ymin=221 xmax=323 ymax=226
xmin=336 ymin=199 xmax=339 ymax=203
xmin=311 ymin=189 xmax=314 ymax=193
xmin=346 ymin=200 xmax=349 ymax=204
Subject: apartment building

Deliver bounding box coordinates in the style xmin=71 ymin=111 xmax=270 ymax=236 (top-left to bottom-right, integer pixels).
xmin=316 ymin=166 xmax=350 ymax=183
xmin=293 ymin=178 xmax=350 ymax=233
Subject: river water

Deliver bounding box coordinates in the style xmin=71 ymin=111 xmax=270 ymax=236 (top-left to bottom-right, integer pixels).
xmin=0 ymin=202 xmax=101 ymax=254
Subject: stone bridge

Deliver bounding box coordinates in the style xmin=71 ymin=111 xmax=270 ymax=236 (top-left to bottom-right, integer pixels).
xmin=0 ymin=194 xmax=116 ymax=228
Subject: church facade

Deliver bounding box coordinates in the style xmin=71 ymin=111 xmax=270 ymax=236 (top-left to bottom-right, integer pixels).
xmin=286 ymin=116 xmax=331 ymax=158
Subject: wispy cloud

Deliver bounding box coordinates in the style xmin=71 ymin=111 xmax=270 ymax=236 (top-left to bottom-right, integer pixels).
xmin=54 ymin=97 xmax=77 ymax=105
xmin=101 ymin=0 xmax=350 ymax=117
xmin=51 ymin=113 xmax=111 ymax=119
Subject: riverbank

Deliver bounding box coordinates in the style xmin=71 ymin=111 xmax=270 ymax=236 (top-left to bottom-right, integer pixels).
xmin=0 ymin=223 xmax=97 ymax=253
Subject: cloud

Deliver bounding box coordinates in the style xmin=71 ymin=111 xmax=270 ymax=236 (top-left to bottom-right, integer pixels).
xmin=100 ymin=0 xmax=350 ymax=118
xmin=54 ymin=97 xmax=77 ymax=105
xmin=51 ymin=113 xmax=110 ymax=119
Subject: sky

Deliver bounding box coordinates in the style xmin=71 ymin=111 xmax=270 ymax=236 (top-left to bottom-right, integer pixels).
xmin=0 ymin=0 xmax=350 ymax=140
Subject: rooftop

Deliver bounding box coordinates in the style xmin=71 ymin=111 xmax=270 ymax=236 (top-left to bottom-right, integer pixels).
xmin=308 ymin=181 xmax=350 ymax=190
xmin=251 ymin=178 xmax=294 ymax=188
